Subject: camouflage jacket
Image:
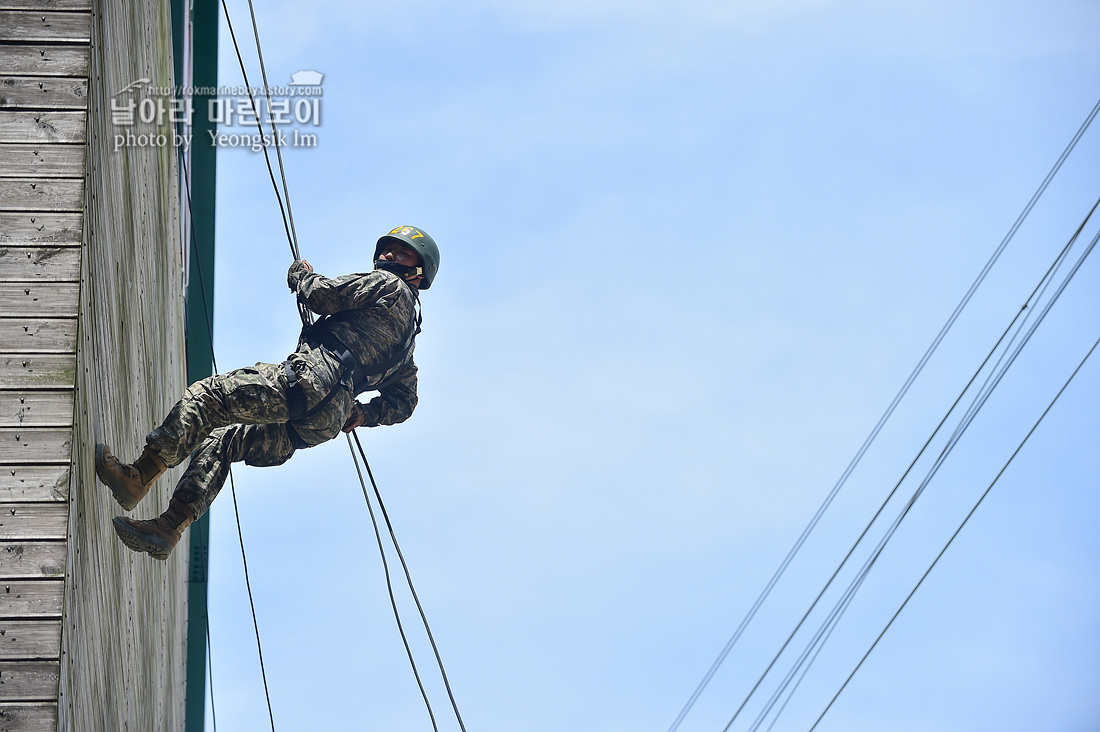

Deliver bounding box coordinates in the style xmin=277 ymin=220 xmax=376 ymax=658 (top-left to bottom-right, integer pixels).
xmin=287 ymin=260 xmax=419 ymax=427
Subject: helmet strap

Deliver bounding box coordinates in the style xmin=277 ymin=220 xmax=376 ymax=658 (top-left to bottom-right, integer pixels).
xmin=375 ymin=259 xmax=423 ymax=284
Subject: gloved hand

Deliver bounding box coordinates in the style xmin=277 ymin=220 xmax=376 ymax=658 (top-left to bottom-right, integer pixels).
xmin=342 ymin=401 xmax=367 ymax=433
xmin=287 ymin=259 xmax=314 ymax=290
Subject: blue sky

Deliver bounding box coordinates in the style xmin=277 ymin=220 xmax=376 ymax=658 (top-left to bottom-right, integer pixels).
xmin=196 ymin=1 xmax=1098 ymax=730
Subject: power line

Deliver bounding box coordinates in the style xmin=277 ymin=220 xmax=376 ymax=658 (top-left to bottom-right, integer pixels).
xmin=808 ymin=333 xmax=1100 ymax=731
xmin=664 ymin=95 xmax=1100 ymax=732
xmin=739 ymin=207 xmax=1099 ymax=732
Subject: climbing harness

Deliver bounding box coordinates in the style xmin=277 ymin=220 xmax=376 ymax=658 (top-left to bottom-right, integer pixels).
xmin=282 ymin=292 xmax=422 ymax=449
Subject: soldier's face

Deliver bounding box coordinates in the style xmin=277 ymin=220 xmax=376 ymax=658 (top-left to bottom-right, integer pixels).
xmin=378 ymin=242 xmax=424 ymax=286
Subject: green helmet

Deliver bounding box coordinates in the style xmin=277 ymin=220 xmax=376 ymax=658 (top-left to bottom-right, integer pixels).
xmin=375 ymin=225 xmax=440 ymax=289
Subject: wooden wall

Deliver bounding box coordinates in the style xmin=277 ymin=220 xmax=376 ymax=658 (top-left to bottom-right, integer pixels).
xmin=1 ymin=0 xmax=190 ymax=729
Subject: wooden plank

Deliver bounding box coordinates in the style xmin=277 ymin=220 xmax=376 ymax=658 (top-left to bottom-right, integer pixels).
xmin=0 ymin=545 xmax=64 ymax=580
xmin=0 ymin=180 xmax=82 ymax=213
xmin=0 ymin=214 xmax=81 ymax=243
xmin=0 ymin=145 xmax=84 ymax=178
xmin=0 ymin=247 xmax=80 ymax=281
xmin=0 ymin=112 xmax=85 ymax=144
xmin=0 ymin=45 xmax=89 ymax=77
xmin=0 ymin=392 xmax=72 ymax=428
xmin=0 ymin=320 xmax=76 ymax=354
xmin=0 ymin=12 xmax=90 ymax=43
xmin=0 ymin=284 xmax=80 ymax=317
xmin=0 ymin=356 xmax=74 ymax=389
xmin=0 ymin=619 xmax=61 ymax=659
xmin=0 ymin=580 xmax=62 ymax=618
xmin=0 ymin=661 xmax=58 ymax=701
xmin=0 ymin=466 xmax=68 ymax=502
xmin=0 ymin=77 xmax=87 ymax=111
xmin=0 ymin=430 xmax=71 ymax=464
xmin=0 ymin=505 xmax=67 ymax=541
xmin=0 ymin=0 xmax=91 ymax=11
xmin=0 ymin=701 xmax=57 ymax=731
xmin=0 ymin=285 xmax=79 ymax=319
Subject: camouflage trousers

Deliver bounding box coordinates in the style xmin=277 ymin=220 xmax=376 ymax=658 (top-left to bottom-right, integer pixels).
xmin=145 ymin=344 xmax=353 ymax=518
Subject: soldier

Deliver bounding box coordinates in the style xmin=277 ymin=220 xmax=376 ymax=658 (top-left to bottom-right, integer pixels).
xmin=95 ymin=226 xmax=439 ymax=560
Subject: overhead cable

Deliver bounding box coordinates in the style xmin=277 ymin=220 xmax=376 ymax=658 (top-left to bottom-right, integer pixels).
xmin=664 ymin=95 xmax=1100 ymax=732
xmin=808 ymin=333 xmax=1100 ymax=731
xmin=739 ymin=205 xmax=1100 ymax=732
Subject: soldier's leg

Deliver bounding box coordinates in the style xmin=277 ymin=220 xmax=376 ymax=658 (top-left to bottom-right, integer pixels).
xmin=113 ymin=423 xmax=294 ymax=560
xmin=96 ymin=363 xmax=290 ymax=510
xmin=146 ymin=364 xmax=292 ymax=467
xmin=173 ymin=423 xmax=295 ymax=519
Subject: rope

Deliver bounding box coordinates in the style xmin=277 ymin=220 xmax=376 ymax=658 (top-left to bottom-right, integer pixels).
xmin=228 ymin=472 xmax=278 ymax=731
xmin=245 ymin=0 xmax=300 ymax=259
xmin=218 ymin=0 xmax=312 ymax=327
xmin=350 ymin=431 xmax=470 ymax=732
xmin=217 ymin=0 xmax=296 ymax=260
xmin=664 ymin=93 xmax=1100 ymax=732
xmin=179 ymin=146 xmax=278 ymax=732
xmin=345 ymin=435 xmax=441 ymax=732
xmin=201 ymin=5 xmax=464 ymax=726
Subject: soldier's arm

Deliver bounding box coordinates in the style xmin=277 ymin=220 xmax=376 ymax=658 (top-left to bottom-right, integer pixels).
xmin=359 ymin=359 xmax=418 ymax=427
xmin=288 ymin=261 xmax=399 ymax=315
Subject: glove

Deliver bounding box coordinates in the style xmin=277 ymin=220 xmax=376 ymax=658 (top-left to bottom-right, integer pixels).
xmin=342 ymin=401 xmax=367 ymax=433
xmin=287 ymin=259 xmax=314 ymax=290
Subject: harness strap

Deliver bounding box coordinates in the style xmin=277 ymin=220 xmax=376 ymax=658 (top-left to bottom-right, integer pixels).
xmin=285 ymin=421 xmax=310 ymax=451
xmin=303 ymin=300 xmax=421 ymax=394
xmin=283 ymin=361 xmax=311 ymax=451
xmin=284 ymin=359 xmax=348 ymax=423
xmin=284 ymin=361 xmax=307 ymax=418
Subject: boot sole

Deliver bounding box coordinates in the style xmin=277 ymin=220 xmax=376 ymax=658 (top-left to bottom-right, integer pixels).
xmin=95 ymin=443 xmax=140 ymax=511
xmin=112 ymin=516 xmax=173 ymax=561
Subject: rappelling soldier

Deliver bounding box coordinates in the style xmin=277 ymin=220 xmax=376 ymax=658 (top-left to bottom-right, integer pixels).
xmin=94 ymin=226 xmax=440 ymax=559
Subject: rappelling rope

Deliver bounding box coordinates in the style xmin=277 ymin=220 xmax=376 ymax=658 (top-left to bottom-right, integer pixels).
xmin=178 ymin=146 xmax=277 ymax=732
xmin=345 ymin=435 xmax=441 ymax=732
xmin=219 ymin=0 xmax=312 ymax=327
xmin=214 ymin=2 xmax=467 ymax=728
xmin=244 ymin=0 xmax=300 ymax=262
xmin=349 ymin=431 xmax=469 ymax=732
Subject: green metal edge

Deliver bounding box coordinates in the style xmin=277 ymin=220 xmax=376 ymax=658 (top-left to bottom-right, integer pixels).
xmin=176 ymin=0 xmax=218 ymax=729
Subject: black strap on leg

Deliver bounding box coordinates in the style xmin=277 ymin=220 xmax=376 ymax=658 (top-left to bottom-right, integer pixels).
xmin=284 ymin=361 xmax=308 ymax=419
xmin=284 ymin=362 xmax=312 ymax=451
xmin=285 ymin=422 xmax=310 ymax=451
xmin=283 ymin=359 xmax=349 ymax=454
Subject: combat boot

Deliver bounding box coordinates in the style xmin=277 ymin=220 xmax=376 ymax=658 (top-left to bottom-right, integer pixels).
xmin=112 ymin=498 xmax=195 ymax=561
xmin=95 ymin=443 xmax=167 ymax=510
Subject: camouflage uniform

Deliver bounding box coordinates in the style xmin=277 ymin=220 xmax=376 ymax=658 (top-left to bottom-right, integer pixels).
xmin=145 ymin=261 xmax=419 ymax=518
